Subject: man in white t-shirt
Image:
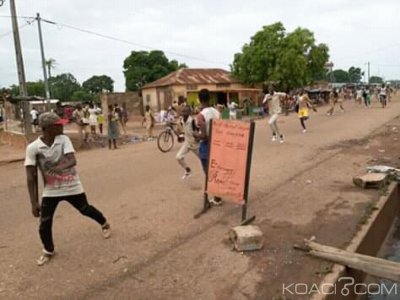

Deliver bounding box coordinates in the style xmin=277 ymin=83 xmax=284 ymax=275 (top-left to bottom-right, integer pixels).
xmin=262 ymin=88 xmax=286 ymax=143
xmin=25 ymin=112 xmax=111 ymax=266
xmin=72 ymin=104 xmax=89 ymax=145
xmin=379 ymin=84 xmax=388 ymax=108
xmin=194 ymin=89 xmax=222 ymax=206
xmin=30 ymin=107 xmax=39 ymax=128
xmin=176 ymin=105 xmax=199 ymax=179
xmin=228 ymin=101 xmax=238 ymax=120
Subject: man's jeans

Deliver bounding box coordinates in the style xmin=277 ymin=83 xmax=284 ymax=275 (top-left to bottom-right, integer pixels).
xmin=199 ymin=141 xmax=209 ymax=175
xmin=39 ymin=193 xmax=106 ymax=252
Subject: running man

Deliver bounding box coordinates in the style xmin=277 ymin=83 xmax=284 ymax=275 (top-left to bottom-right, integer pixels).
xmin=25 ymin=112 xmax=111 ymax=266
xmin=362 ymin=87 xmax=371 ymax=108
xmin=326 ymin=89 xmax=337 ymax=116
xmin=379 ymin=84 xmax=388 ymax=108
xmin=355 ymin=88 xmax=363 ymax=104
xmin=262 ymin=88 xmax=286 ymax=143
xmin=297 ymin=90 xmax=317 ymax=133
xmin=176 ymin=106 xmax=199 ymax=179
xmin=194 ymin=89 xmax=222 ymax=206
xmin=337 ymin=88 xmax=345 ymax=112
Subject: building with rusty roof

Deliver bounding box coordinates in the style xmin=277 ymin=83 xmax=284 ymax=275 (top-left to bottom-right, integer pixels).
xmin=141 ymin=68 xmax=262 ymax=111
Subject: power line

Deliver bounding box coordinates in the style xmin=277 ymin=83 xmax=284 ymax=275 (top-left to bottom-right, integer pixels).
xmin=333 ymin=43 xmax=400 ymax=63
xmin=40 ymin=17 xmax=231 ymax=67
xmin=0 ymin=15 xmax=35 ymax=20
xmin=0 ymin=20 xmax=34 ymax=39
xmin=374 ymin=64 xmax=400 ymax=68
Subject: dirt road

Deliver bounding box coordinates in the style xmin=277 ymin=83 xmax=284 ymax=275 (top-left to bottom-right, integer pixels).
xmin=1 ymin=97 xmax=400 ymax=299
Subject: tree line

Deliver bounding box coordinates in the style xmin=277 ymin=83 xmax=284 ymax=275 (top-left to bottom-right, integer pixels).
xmin=1 ymin=22 xmax=389 ymax=101
xmin=6 ymin=74 xmax=114 ymax=102
xmin=329 ymin=68 xmax=384 ymax=84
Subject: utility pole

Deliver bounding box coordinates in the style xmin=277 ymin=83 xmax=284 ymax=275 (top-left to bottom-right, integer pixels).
xmin=36 ymin=13 xmax=50 ymax=102
xmin=367 ymin=62 xmax=370 ymax=84
xmin=9 ymin=0 xmax=31 ymax=135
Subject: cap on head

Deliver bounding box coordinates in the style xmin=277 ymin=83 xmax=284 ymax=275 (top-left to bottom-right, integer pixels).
xmin=39 ymin=112 xmax=68 ymax=128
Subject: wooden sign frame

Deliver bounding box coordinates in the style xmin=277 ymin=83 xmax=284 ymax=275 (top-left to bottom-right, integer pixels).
xmin=194 ymin=119 xmax=255 ymax=223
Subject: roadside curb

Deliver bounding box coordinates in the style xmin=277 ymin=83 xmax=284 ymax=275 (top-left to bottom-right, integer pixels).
xmin=312 ymin=182 xmax=399 ymax=300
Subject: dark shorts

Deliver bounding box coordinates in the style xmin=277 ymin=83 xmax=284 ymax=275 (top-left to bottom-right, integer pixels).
xmin=199 ymin=141 xmax=209 ymax=175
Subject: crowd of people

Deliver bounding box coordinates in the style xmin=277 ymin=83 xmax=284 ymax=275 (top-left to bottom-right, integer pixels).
xmin=23 ymin=84 xmax=398 ymax=266
xmin=24 ymin=89 xmax=223 ymax=265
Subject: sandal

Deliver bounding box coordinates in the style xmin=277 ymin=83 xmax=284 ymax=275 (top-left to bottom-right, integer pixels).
xmin=37 ymin=250 xmax=54 ymax=266
xmin=102 ymin=223 xmax=111 ymax=239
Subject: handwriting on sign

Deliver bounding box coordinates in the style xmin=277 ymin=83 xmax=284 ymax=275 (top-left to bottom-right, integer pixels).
xmin=207 ymin=119 xmax=251 ymax=204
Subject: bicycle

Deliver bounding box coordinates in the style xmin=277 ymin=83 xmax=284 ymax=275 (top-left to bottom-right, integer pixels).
xmin=157 ymin=120 xmax=184 ymax=153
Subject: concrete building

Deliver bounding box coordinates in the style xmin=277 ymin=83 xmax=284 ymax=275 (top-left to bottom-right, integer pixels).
xmin=141 ymin=68 xmax=262 ymax=111
xmin=100 ymin=91 xmax=142 ymax=117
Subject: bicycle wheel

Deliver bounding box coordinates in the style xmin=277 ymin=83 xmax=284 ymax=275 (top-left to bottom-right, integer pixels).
xmin=157 ymin=130 xmax=174 ymax=153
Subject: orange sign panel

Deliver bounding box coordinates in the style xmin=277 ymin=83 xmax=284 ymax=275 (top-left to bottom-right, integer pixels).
xmin=207 ymin=119 xmax=252 ymax=204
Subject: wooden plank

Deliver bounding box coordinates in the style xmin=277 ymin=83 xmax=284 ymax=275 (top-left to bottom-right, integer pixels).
xmin=302 ymin=240 xmax=400 ymax=283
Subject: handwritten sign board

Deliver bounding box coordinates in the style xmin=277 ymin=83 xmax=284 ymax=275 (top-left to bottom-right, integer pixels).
xmin=207 ymin=119 xmax=254 ymax=205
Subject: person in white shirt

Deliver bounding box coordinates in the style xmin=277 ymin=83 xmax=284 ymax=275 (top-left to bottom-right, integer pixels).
xmin=262 ymin=88 xmax=286 ymax=143
xmin=30 ymin=107 xmax=39 ymax=128
xmin=25 ymin=112 xmax=111 ymax=266
xmin=88 ymin=103 xmax=98 ymax=135
xmin=228 ymin=101 xmax=238 ymax=120
xmin=356 ymin=89 xmax=363 ymax=104
xmin=194 ymin=89 xmax=222 ymax=206
xmin=72 ymin=104 xmax=89 ymax=145
xmin=176 ymin=106 xmax=199 ymax=179
xmin=379 ymin=84 xmax=388 ymax=108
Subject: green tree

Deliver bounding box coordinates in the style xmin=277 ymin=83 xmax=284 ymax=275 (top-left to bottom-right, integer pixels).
xmin=123 ymin=50 xmax=187 ymax=91
xmin=82 ymin=75 xmax=114 ymax=94
xmin=8 ymin=81 xmax=45 ymax=97
xmin=27 ymin=81 xmax=45 ymax=97
xmin=232 ymin=22 xmax=285 ymax=85
xmin=9 ymin=84 xmax=19 ymax=97
xmin=45 ymin=58 xmax=57 ymax=79
xmin=48 ymin=73 xmax=81 ymax=101
xmin=308 ymin=44 xmax=330 ymax=81
xmin=331 ymin=69 xmax=349 ymax=83
xmin=71 ymin=90 xmax=95 ymax=102
xmin=231 ymin=22 xmax=329 ymax=91
xmin=369 ymin=76 xmax=384 ymax=84
xmin=348 ymin=66 xmax=363 ymax=83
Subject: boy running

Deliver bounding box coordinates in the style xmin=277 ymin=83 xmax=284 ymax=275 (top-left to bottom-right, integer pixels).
xmin=297 ymin=90 xmax=317 ymax=133
xmin=194 ymin=89 xmax=222 ymax=206
xmin=262 ymin=88 xmax=286 ymax=143
xmin=176 ymin=106 xmax=199 ymax=179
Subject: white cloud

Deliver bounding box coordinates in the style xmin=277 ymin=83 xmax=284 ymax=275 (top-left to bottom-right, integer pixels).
xmin=1 ymin=0 xmax=399 ymax=92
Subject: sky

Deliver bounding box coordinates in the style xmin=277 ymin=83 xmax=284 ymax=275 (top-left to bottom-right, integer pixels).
xmin=1 ymin=0 xmax=399 ymax=92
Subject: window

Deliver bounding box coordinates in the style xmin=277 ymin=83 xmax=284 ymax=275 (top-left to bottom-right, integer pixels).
xmin=146 ymin=94 xmax=151 ymax=103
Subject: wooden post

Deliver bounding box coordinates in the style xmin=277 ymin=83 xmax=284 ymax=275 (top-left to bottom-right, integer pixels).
xmin=301 ymin=240 xmax=400 ymax=283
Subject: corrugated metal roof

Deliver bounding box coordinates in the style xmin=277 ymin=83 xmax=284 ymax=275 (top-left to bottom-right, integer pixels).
xmin=142 ymin=68 xmax=240 ymax=89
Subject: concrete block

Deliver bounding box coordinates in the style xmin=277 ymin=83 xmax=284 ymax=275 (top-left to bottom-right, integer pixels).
xmin=229 ymin=225 xmax=264 ymax=252
xmin=353 ymin=173 xmax=388 ymax=189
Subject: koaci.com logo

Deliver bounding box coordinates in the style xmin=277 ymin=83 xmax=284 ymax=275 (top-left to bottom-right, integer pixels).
xmin=282 ymin=277 xmax=398 ymax=296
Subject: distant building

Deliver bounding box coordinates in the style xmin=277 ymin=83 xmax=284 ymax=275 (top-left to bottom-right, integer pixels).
xmin=100 ymin=91 xmax=142 ymax=117
xmin=141 ymin=68 xmax=262 ymax=111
